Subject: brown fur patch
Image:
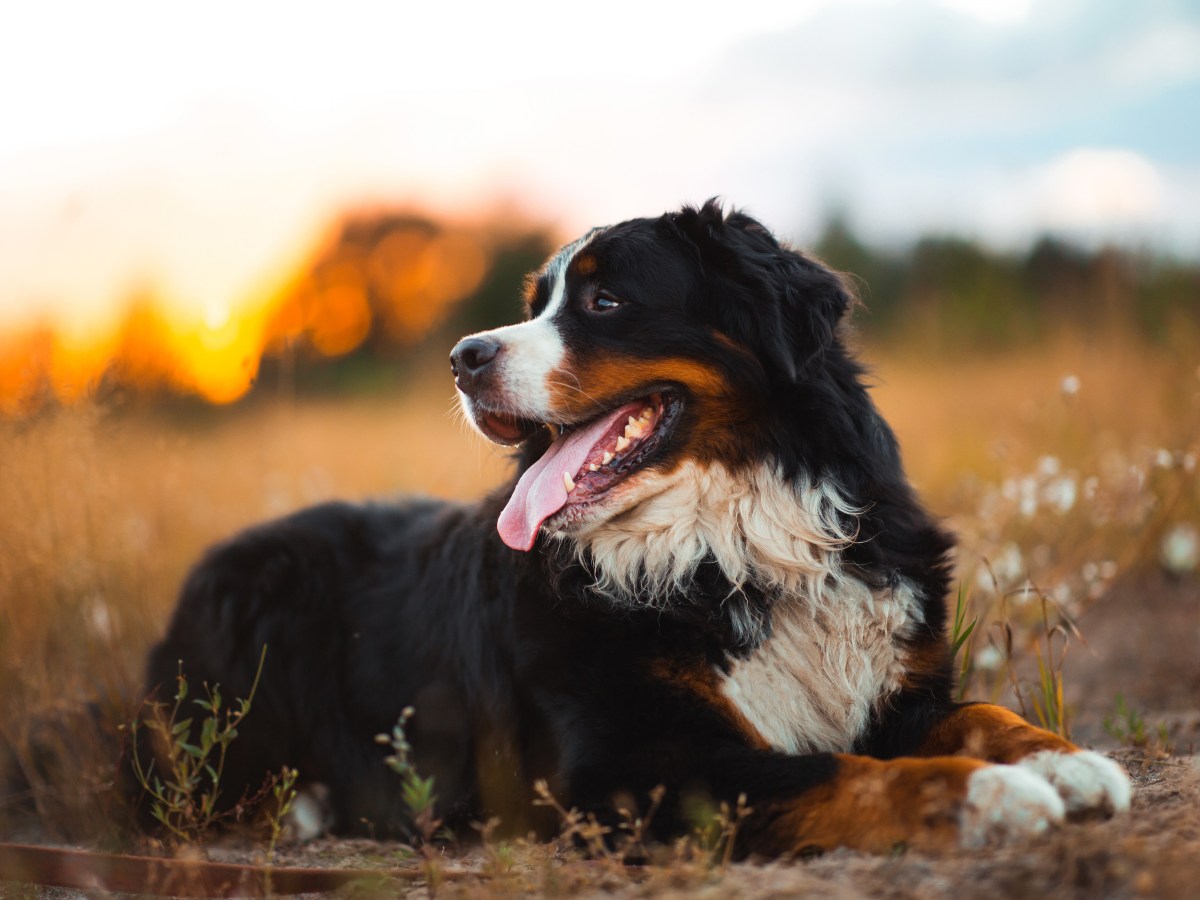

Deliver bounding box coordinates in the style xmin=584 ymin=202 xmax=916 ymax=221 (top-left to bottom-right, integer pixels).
xmin=899 ymin=637 xmax=953 ymax=691
xmin=547 ymin=354 xmax=757 ymax=464
xmin=710 ymin=329 xmax=752 ymax=355
xmin=917 ymin=703 xmax=1076 ymax=763
xmin=649 ymin=658 xmax=770 ymax=751
xmin=522 ymin=273 xmax=542 ymax=312
xmin=571 ymin=253 xmax=598 ymax=277
xmin=750 ymin=754 xmax=986 ymax=855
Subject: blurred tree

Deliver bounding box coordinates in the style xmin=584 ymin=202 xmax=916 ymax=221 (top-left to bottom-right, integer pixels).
xmin=903 ymin=236 xmax=1033 ymax=346
xmin=815 ymin=214 xmax=905 ymax=329
xmin=437 ymin=230 xmax=556 ymax=340
xmin=255 ymin=212 xmax=554 ymax=396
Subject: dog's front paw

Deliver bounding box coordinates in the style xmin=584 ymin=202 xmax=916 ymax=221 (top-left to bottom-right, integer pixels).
xmin=960 ymin=764 xmax=1065 ymax=847
xmin=1018 ymin=750 xmax=1132 ymax=818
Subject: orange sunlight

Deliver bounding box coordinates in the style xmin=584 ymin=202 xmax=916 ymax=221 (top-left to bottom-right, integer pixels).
xmin=0 ymin=217 xmax=494 ymax=413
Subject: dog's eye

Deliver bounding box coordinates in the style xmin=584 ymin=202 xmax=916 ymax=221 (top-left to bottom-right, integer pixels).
xmin=588 ymin=294 xmax=622 ymax=312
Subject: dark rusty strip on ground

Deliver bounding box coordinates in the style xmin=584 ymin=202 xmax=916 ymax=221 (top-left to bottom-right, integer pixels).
xmin=0 ymin=841 xmax=454 ymax=897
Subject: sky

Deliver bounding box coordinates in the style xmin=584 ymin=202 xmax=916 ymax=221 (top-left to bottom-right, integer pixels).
xmin=1 ymin=0 xmax=1198 ymax=335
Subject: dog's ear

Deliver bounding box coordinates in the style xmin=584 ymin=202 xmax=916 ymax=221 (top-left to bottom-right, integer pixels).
xmin=669 ymin=199 xmax=854 ymax=382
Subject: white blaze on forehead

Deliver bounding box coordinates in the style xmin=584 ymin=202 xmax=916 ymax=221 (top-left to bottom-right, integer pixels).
xmin=457 ymin=228 xmax=604 ymax=417
xmin=535 ymin=226 xmax=605 ymax=320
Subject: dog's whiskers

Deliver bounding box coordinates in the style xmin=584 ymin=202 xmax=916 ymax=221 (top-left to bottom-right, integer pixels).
xmin=545 ymin=377 xmax=609 ymax=415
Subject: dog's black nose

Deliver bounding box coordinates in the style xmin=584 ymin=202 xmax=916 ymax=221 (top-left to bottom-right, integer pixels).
xmin=450 ymin=336 xmax=501 ymax=392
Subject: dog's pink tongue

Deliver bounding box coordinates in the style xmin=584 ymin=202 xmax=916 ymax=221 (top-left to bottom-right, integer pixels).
xmin=498 ymin=406 xmax=629 ymax=551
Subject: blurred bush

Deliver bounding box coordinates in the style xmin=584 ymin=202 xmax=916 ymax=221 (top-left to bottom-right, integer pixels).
xmin=815 ymin=215 xmax=1200 ymax=349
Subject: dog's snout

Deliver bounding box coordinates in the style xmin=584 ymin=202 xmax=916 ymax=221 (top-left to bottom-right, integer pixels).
xmin=450 ymin=336 xmax=502 ymax=392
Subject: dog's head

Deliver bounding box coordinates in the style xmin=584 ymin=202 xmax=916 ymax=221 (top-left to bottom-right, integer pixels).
xmin=452 ymin=199 xmax=862 ymax=572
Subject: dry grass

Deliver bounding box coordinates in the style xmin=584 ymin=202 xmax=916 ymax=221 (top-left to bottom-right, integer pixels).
xmin=870 ymin=335 xmax=1199 ymax=726
xmin=0 ymin=332 xmax=1197 ymax=891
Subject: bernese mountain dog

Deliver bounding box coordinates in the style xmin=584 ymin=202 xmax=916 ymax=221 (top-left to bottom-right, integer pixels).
xmin=144 ymin=200 xmax=1131 ymax=855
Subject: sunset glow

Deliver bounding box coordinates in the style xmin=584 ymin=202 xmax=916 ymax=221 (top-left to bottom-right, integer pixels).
xmin=0 ymin=219 xmax=493 ymax=412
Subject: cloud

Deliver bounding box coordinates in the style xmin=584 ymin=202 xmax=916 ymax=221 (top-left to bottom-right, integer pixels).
xmin=1035 ymin=148 xmax=1166 ymax=227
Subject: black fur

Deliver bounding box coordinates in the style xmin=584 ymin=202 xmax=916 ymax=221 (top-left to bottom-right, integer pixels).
xmin=143 ymin=200 xmax=959 ymax=849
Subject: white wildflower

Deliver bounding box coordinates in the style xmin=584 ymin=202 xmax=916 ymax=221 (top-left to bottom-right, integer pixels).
xmin=1160 ymin=523 xmax=1199 ymax=575
xmin=1061 ymin=374 xmax=1081 ymax=397
xmin=87 ymin=595 xmax=114 ymax=641
xmin=1019 ymin=483 xmax=1038 ymax=518
xmin=991 ymin=543 xmax=1025 ymax=591
xmin=1042 ymin=476 xmax=1077 ymax=514
xmin=975 ymin=645 xmax=1004 ymax=672
xmin=1037 ymin=456 xmax=1061 ymax=477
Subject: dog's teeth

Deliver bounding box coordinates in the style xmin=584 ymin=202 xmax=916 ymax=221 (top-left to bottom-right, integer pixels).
xmin=563 ymin=471 xmax=575 ymax=492
xmin=639 ymin=407 xmax=653 ymax=421
xmin=602 ymin=451 xmax=614 ymax=465
xmin=588 ymin=463 xmax=599 ymax=472
xmin=616 ymin=435 xmax=630 ymax=452
xmin=624 ymin=417 xmax=648 ymax=440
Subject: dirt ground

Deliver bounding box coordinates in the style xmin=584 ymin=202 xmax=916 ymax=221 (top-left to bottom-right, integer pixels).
xmin=6 ymin=573 xmax=1197 ymax=899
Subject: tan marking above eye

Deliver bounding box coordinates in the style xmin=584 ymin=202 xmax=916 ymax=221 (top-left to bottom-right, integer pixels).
xmin=521 ymin=274 xmax=543 ymax=313
xmin=572 ymin=253 xmax=598 ymax=277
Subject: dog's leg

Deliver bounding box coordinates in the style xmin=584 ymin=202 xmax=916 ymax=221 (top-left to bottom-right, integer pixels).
xmin=915 ymin=703 xmax=1131 ymax=818
xmin=736 ymin=752 xmax=1065 ymax=855
xmin=570 ymin=746 xmax=1067 ymax=856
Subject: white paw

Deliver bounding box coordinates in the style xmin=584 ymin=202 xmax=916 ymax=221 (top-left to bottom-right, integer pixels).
xmin=960 ymin=765 xmax=1065 ymax=848
xmin=1019 ymin=750 xmax=1132 ymax=818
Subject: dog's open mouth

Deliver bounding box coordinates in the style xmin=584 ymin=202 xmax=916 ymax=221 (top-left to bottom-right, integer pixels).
xmin=496 ymin=391 xmax=678 ymax=551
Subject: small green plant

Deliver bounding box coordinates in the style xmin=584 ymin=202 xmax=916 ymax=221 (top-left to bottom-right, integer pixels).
xmin=472 ymin=817 xmax=517 ymax=877
xmin=376 ymin=707 xmax=449 ymax=844
xmin=950 ymin=583 xmax=980 ymax=701
xmin=261 ymin=765 xmax=298 ymax=899
xmin=1007 ymin=593 xmax=1071 ymax=739
xmin=377 ymin=707 xmax=451 ymax=895
xmin=128 ymin=647 xmax=269 ymax=843
xmin=710 ymin=794 xmax=753 ymax=872
xmin=682 ymin=790 xmax=753 ymax=872
xmin=265 ymin=766 xmax=298 ymax=861
xmin=1104 ymin=694 xmax=1174 ymax=753
xmin=1104 ymin=693 xmax=1148 ymax=746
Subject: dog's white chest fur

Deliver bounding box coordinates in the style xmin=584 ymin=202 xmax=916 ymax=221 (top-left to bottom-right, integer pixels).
xmin=720 ymin=577 xmax=920 ymax=754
